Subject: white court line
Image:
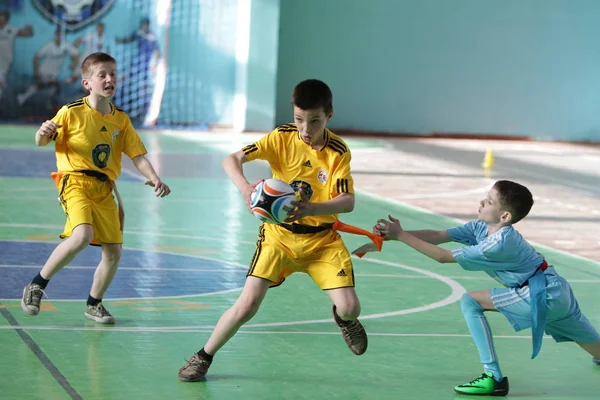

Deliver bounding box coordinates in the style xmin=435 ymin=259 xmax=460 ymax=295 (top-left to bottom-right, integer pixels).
xmin=535 ymin=196 xmax=600 ymax=216
xmin=0 ymin=239 xmax=249 ymax=302
xmin=0 ymin=325 xmax=551 ymax=340
xmin=0 ymin=196 xmax=227 ymax=203
xmin=391 ymin=185 xmax=493 ymax=200
xmin=0 ymin=239 xmax=466 ymax=323
xmin=0 ymin=264 xmax=246 ymax=272
xmin=0 ymin=225 xmax=257 ymax=246
xmin=0 ymin=287 xmax=243 ymax=303
xmin=241 ymin=256 xmax=466 ymax=328
xmin=500 ymin=165 xmax=600 ymax=194
xmin=355 ymin=273 xmax=600 ymax=283
xmin=2 ymin=265 xmax=598 ymax=284
xmin=1 ymin=187 xmax=54 ymax=193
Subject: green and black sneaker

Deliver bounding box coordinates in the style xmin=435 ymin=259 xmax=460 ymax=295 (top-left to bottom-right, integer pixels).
xmin=454 ymin=371 xmax=509 ymax=396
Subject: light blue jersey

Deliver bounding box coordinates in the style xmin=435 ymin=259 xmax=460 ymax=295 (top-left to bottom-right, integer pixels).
xmin=447 ymin=220 xmax=544 ymax=287
xmin=447 ymin=220 xmax=600 ymax=358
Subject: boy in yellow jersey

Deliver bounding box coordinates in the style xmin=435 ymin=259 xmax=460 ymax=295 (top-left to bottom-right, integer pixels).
xmin=20 ymin=52 xmax=171 ymax=323
xmin=178 ymin=79 xmax=367 ymax=382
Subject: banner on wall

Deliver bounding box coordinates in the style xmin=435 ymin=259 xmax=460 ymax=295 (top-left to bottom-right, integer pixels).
xmin=32 ymin=0 xmax=114 ymax=31
xmin=0 ymin=0 xmax=169 ymax=126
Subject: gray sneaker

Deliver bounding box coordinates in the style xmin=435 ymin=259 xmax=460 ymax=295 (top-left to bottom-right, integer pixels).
xmin=85 ymin=303 xmax=116 ymax=324
xmin=178 ymin=353 xmax=212 ymax=382
xmin=21 ymin=283 xmax=46 ymax=315
xmin=332 ymin=305 xmax=368 ymax=355
xmin=593 ymin=358 xmax=599 ymax=365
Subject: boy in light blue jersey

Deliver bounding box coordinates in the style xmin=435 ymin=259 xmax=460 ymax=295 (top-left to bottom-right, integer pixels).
xmin=371 ymin=180 xmax=600 ymax=396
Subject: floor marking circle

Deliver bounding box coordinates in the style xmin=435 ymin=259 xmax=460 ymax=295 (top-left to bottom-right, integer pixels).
xmin=1 ymin=228 xmax=466 ymax=328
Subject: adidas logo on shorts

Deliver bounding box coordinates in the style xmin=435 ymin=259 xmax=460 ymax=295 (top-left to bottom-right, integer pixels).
xmin=336 ymin=269 xmax=347 ymax=277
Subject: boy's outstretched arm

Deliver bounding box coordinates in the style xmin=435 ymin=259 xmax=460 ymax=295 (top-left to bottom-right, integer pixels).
xmin=377 ymin=215 xmax=455 ymax=263
xmin=378 ymin=227 xmax=451 ymax=245
xmin=132 ymin=154 xmax=171 ymax=197
xmin=222 ymin=150 xmax=263 ymax=211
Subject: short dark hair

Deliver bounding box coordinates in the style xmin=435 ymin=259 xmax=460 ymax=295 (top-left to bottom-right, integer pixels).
xmin=291 ymin=79 xmax=333 ymax=114
xmin=493 ymin=180 xmax=534 ymax=224
xmin=0 ymin=10 xmax=10 ymax=20
xmin=81 ymin=52 xmax=117 ymax=78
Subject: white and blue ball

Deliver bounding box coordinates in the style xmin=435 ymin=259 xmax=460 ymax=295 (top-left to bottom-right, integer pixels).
xmin=250 ymin=179 xmax=296 ymax=224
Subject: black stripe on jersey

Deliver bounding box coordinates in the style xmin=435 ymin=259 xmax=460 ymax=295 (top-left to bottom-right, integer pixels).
xmin=322 ymin=130 xmax=330 ymax=147
xmin=66 ymin=100 xmax=84 ymax=109
xmin=327 ymin=141 xmax=346 ymax=155
xmin=277 ymin=123 xmax=297 ymax=133
xmin=329 ymin=138 xmax=348 ymax=153
xmin=247 ymin=225 xmax=266 ymax=276
xmin=52 ymin=132 xmax=58 ymax=141
xmin=65 ymin=98 xmax=83 ymax=106
xmin=242 ymin=144 xmax=258 ymax=155
xmin=336 ymin=179 xmax=349 ymax=193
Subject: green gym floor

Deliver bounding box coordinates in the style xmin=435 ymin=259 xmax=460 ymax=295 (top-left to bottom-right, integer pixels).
xmin=0 ymin=126 xmax=598 ymax=400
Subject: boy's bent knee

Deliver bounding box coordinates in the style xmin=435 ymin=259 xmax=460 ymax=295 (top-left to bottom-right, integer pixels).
xmin=69 ymin=225 xmax=94 ymax=248
xmin=461 ymin=293 xmax=484 ymax=314
xmin=233 ymin=297 xmax=262 ymax=322
xmin=102 ymin=245 xmax=122 ymax=266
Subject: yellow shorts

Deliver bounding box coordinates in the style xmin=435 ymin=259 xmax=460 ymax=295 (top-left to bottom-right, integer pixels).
xmin=57 ymin=173 xmax=122 ymax=245
xmin=247 ymin=224 xmax=354 ymax=290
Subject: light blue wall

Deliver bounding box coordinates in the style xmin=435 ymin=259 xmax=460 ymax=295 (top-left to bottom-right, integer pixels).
xmin=276 ymin=0 xmax=600 ymax=141
xmin=242 ymin=0 xmax=281 ymax=131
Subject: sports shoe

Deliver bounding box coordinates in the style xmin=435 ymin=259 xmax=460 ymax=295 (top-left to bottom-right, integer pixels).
xmin=178 ymin=353 xmax=212 ymax=382
xmin=332 ymin=305 xmax=368 ymax=355
xmin=21 ymin=283 xmax=46 ymax=315
xmin=593 ymin=358 xmax=600 ymax=365
xmin=85 ymin=303 xmax=116 ymax=324
xmin=454 ymin=371 xmax=509 ymax=396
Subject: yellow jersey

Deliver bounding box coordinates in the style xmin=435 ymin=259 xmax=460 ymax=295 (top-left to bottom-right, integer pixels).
xmin=51 ymin=97 xmax=147 ymax=181
xmin=243 ymin=123 xmax=354 ymax=226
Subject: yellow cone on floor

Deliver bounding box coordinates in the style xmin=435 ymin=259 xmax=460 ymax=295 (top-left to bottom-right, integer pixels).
xmin=482 ymin=147 xmax=494 ymax=177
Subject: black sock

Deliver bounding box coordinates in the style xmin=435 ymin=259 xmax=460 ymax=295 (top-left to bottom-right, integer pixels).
xmin=31 ymin=273 xmax=49 ymax=289
xmin=333 ymin=305 xmax=350 ymax=326
xmin=87 ymin=295 xmax=101 ymax=306
xmin=197 ymin=348 xmax=214 ymax=362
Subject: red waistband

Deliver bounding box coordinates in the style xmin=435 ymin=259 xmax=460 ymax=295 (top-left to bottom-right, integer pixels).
xmin=539 ymin=260 xmax=549 ymax=271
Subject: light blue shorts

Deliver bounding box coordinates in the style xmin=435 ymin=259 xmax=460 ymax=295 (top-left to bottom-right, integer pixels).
xmin=490 ymin=273 xmax=600 ymax=343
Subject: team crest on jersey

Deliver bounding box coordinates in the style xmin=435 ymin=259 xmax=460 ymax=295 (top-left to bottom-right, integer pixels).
xmin=33 ymin=0 xmax=114 ymax=31
xmin=317 ymin=169 xmax=328 ymax=184
xmin=92 ymin=143 xmax=111 ymax=168
xmin=290 ymin=180 xmax=313 ymax=200
xmin=112 ymin=130 xmax=120 ymax=141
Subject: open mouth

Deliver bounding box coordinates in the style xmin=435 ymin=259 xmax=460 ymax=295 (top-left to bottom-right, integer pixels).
xmin=104 ymin=85 xmax=114 ymax=92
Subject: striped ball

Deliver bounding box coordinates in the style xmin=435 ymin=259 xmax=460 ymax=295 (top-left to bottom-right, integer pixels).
xmin=250 ymin=179 xmax=296 ymax=224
